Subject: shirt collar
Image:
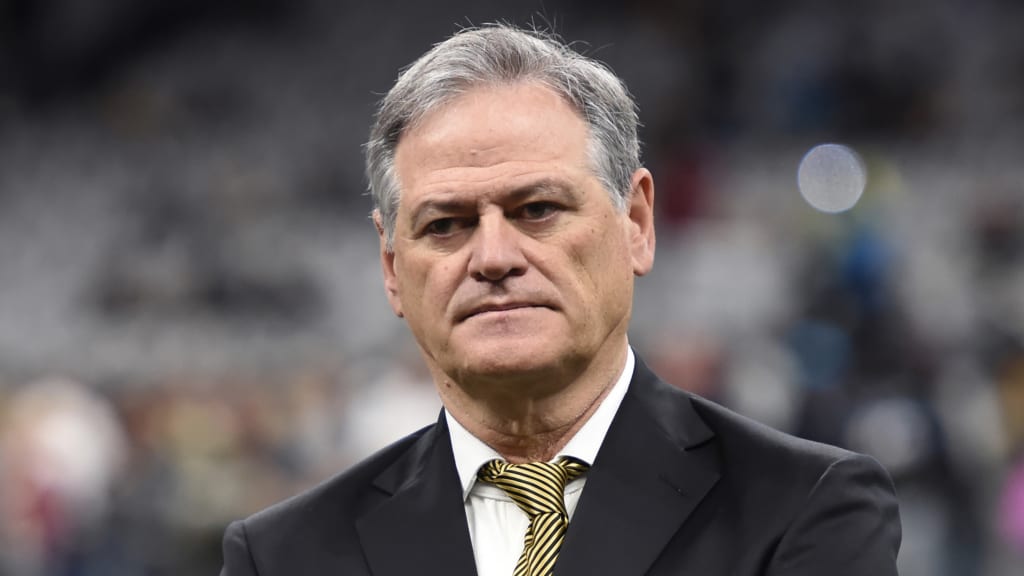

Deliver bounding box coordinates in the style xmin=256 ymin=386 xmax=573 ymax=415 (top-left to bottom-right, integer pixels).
xmin=446 ymin=347 xmax=635 ymax=501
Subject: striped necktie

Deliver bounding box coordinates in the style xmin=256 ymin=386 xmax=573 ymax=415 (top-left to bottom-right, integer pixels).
xmin=477 ymin=457 xmax=589 ymax=576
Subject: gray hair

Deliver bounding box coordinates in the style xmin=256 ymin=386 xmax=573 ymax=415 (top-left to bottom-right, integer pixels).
xmin=365 ymin=24 xmax=641 ymax=250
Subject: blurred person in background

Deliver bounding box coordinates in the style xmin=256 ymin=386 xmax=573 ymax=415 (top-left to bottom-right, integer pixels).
xmin=219 ymin=24 xmax=900 ymax=576
xmin=0 ymin=378 xmax=127 ymax=576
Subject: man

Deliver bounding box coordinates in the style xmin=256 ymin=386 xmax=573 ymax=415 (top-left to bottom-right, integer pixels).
xmin=220 ymin=24 xmax=901 ymax=576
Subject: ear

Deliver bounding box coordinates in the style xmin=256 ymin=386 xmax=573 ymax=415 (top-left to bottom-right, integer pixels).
xmin=626 ymin=168 xmax=656 ymax=276
xmin=374 ymin=210 xmax=404 ymax=318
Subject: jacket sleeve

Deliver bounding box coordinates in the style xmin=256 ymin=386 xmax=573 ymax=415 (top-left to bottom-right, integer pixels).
xmin=769 ymin=453 xmax=902 ymax=575
xmin=221 ymin=520 xmax=260 ymax=576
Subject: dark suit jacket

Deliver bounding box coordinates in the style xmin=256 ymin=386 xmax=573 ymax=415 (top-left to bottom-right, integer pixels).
xmin=221 ymin=357 xmax=901 ymax=575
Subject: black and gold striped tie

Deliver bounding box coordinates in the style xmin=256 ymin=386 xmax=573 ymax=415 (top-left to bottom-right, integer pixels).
xmin=477 ymin=457 xmax=589 ymax=576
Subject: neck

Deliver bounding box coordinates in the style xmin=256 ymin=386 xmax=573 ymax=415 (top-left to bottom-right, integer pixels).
xmin=436 ymin=342 xmax=628 ymax=463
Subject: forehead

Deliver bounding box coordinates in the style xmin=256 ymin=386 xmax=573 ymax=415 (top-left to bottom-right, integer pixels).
xmin=392 ymin=82 xmax=593 ymax=205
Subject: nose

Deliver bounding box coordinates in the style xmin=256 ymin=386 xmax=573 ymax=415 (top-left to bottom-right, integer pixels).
xmin=467 ymin=212 xmax=528 ymax=282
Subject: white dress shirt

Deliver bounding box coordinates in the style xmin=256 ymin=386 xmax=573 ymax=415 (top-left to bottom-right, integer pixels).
xmin=445 ymin=348 xmax=635 ymax=576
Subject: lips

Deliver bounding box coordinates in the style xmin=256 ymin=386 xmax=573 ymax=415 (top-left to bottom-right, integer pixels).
xmin=458 ymin=301 xmax=550 ymax=321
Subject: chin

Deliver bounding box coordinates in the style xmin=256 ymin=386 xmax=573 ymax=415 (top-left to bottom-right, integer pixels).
xmin=450 ymin=337 xmax=567 ymax=381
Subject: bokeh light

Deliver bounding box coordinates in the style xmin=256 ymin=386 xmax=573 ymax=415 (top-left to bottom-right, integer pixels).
xmin=797 ymin=143 xmax=867 ymax=214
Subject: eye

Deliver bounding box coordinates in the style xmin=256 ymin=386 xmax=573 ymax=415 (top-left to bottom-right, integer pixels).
xmin=423 ymin=217 xmax=471 ymax=237
xmin=519 ymin=202 xmax=559 ymax=221
xmin=425 ymin=218 xmax=455 ymax=236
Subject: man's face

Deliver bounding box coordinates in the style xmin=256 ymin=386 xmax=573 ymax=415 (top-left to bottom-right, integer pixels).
xmin=378 ymin=82 xmax=654 ymax=395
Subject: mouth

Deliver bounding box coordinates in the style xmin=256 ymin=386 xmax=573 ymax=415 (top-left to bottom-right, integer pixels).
xmin=459 ymin=302 xmax=550 ymax=322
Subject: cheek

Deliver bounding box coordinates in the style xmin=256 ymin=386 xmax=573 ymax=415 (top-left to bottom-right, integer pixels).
xmin=408 ymin=258 xmax=463 ymax=318
xmin=564 ymin=221 xmax=632 ymax=300
xmin=397 ymin=249 xmax=447 ymax=287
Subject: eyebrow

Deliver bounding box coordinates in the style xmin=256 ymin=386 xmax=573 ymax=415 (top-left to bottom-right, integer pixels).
xmin=407 ymin=179 xmax=576 ymax=231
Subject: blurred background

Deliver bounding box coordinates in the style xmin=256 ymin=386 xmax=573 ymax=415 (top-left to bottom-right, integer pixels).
xmin=1 ymin=0 xmax=1023 ymax=574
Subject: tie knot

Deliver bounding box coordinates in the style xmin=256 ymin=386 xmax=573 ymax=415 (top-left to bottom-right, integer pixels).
xmin=477 ymin=457 xmax=589 ymax=518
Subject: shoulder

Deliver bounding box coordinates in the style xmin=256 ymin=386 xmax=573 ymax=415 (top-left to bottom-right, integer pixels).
xmin=629 ymin=359 xmax=894 ymax=514
xmin=697 ymin=396 xmax=903 ymax=574
xmin=687 ymin=391 xmax=855 ymax=469
xmin=684 ymin=386 xmax=891 ymax=499
xmin=228 ymin=423 xmax=435 ymax=565
xmin=690 ymin=393 xmax=900 ymax=572
xmin=631 ymin=357 xmax=871 ymax=480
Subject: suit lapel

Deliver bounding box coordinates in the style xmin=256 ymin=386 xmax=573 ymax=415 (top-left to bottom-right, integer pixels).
xmin=556 ymin=358 xmax=720 ymax=576
xmin=356 ymin=414 xmax=478 ymax=576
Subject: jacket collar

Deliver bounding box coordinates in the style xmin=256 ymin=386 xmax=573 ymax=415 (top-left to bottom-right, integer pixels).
xmin=356 ymin=415 xmax=479 ymax=576
xmin=555 ymin=355 xmax=720 ymax=575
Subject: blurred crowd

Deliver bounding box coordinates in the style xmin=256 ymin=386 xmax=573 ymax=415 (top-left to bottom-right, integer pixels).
xmin=1 ymin=0 xmax=1024 ymax=575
